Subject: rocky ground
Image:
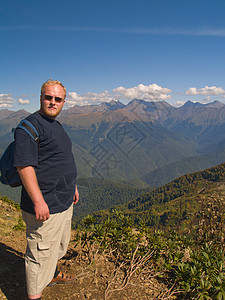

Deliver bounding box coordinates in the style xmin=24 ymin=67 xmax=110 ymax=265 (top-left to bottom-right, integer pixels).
xmin=0 ymin=199 xmax=170 ymax=300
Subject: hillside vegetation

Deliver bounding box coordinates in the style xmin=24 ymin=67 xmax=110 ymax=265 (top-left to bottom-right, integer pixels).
xmin=73 ymin=163 xmax=225 ymax=299
xmin=90 ymin=163 xmax=225 ymax=231
xmin=73 ymin=177 xmax=150 ymax=222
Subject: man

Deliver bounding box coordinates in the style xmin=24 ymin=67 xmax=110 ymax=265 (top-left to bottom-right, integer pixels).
xmin=14 ymin=80 xmax=79 ymax=300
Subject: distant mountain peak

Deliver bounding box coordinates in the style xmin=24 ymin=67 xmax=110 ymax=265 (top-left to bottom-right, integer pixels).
xmin=183 ymin=100 xmax=204 ymax=107
xmin=127 ymin=99 xmax=148 ymax=106
xmin=205 ymin=100 xmax=224 ymax=108
xmin=182 ymin=100 xmax=224 ymax=108
xmin=0 ymin=109 xmax=15 ymax=120
xmin=108 ymin=99 xmax=121 ymax=104
xmin=99 ymin=99 xmax=125 ymax=110
xmin=126 ymin=99 xmax=173 ymax=111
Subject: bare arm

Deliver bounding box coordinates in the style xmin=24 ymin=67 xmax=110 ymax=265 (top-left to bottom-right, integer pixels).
xmin=73 ymin=185 xmax=79 ymax=204
xmin=16 ymin=166 xmax=50 ymax=221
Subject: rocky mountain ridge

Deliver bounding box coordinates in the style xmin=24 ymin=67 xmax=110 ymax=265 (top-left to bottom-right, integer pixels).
xmin=1 ymin=99 xmax=225 ymax=189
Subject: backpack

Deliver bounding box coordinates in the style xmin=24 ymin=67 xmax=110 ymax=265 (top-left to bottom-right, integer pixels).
xmin=0 ymin=119 xmax=39 ymax=187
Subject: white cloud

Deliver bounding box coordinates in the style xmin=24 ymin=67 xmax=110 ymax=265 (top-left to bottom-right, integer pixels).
xmin=0 ymin=94 xmax=14 ymax=108
xmin=66 ymin=92 xmax=86 ymax=106
xmin=113 ymin=83 xmax=172 ymax=101
xmin=0 ymin=94 xmax=30 ymax=108
xmin=19 ymin=98 xmax=30 ymax=105
xmin=66 ymin=83 xmax=172 ymax=107
xmin=66 ymin=91 xmax=115 ymax=107
xmin=0 ymin=94 xmax=31 ymax=107
xmin=175 ymin=101 xmax=186 ymax=107
xmin=203 ymin=96 xmax=211 ymax=102
xmin=186 ymin=86 xmax=225 ymax=96
xmin=2 ymin=25 xmax=225 ymax=37
xmin=86 ymin=91 xmax=115 ymax=102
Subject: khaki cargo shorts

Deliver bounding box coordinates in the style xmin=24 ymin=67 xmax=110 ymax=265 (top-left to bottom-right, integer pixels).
xmin=22 ymin=204 xmax=73 ymax=296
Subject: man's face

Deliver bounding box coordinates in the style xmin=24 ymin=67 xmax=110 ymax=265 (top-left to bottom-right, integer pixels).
xmin=40 ymin=84 xmax=65 ymax=119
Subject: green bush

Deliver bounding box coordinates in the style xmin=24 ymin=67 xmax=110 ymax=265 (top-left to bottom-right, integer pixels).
xmin=13 ymin=216 xmax=26 ymax=231
xmin=74 ymin=194 xmax=225 ymax=299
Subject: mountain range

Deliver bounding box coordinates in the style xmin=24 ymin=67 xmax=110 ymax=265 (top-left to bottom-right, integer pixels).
xmin=1 ymin=99 xmax=225 ymax=189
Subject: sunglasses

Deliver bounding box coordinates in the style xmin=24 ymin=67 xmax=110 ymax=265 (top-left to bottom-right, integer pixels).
xmin=44 ymin=95 xmax=64 ymax=103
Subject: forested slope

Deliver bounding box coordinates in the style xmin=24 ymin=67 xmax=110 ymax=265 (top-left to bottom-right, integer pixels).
xmin=91 ymin=163 xmax=225 ymax=230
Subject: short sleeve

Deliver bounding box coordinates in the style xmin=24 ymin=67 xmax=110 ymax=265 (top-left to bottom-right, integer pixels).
xmin=13 ymin=128 xmax=39 ymax=167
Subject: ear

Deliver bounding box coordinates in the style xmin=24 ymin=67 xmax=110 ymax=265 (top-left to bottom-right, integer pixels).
xmin=40 ymin=95 xmax=43 ymax=108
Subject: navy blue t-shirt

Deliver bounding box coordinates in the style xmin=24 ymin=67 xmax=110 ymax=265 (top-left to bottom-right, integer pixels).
xmin=13 ymin=112 xmax=77 ymax=214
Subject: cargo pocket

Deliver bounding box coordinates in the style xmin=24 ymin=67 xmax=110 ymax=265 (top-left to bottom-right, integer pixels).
xmin=37 ymin=241 xmax=51 ymax=260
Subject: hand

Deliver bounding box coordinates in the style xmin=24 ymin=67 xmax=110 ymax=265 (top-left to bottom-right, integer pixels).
xmin=34 ymin=200 xmax=50 ymax=221
xmin=73 ymin=185 xmax=79 ymax=205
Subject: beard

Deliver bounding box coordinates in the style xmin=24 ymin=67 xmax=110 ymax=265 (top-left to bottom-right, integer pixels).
xmin=40 ymin=104 xmax=63 ymax=119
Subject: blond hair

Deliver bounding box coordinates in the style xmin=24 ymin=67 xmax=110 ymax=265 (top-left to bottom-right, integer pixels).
xmin=41 ymin=79 xmax=67 ymax=99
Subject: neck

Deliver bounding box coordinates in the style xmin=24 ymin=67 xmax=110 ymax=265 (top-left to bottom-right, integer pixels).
xmin=38 ymin=109 xmax=56 ymax=120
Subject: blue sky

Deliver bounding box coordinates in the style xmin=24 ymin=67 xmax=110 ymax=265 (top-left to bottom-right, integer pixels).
xmin=1 ymin=0 xmax=225 ymax=112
